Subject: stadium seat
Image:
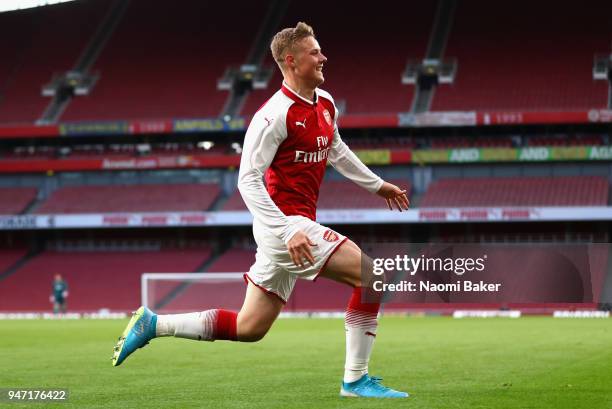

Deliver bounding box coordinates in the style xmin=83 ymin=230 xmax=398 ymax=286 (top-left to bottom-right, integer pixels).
xmin=35 ymin=184 xmax=221 ymax=214
xmin=0 ymin=248 xmax=211 ymax=311
xmin=0 ymin=187 xmax=38 ymax=214
xmin=206 ymin=248 xmax=256 ymax=273
xmin=431 ymin=0 xmax=610 ymax=111
xmin=421 ymin=176 xmax=609 ymax=207
xmin=0 ymin=249 xmax=28 ymax=274
xmin=317 ymin=179 xmax=411 ymax=209
xmin=61 ymin=0 xmax=266 ymax=121
xmin=0 ymin=0 xmax=110 ymax=124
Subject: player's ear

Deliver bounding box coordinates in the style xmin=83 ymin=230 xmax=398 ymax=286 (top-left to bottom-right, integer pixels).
xmin=285 ymin=53 xmax=296 ymax=68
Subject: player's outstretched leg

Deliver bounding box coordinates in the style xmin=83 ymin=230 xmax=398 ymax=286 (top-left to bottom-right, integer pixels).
xmin=319 ymin=239 xmax=409 ymax=398
xmin=111 ymin=282 xmax=282 ymax=366
xmin=111 ymin=307 xmax=237 ymax=367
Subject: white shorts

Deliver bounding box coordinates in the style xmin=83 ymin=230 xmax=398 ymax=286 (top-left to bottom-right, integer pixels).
xmin=245 ymin=215 xmax=348 ymax=302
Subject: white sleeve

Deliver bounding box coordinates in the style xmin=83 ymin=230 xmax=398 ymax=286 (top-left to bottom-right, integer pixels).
xmin=237 ymin=112 xmax=300 ymax=244
xmin=328 ymin=121 xmax=384 ymax=194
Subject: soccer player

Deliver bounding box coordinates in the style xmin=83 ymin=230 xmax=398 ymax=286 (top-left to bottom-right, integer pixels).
xmin=50 ymin=274 xmax=68 ymax=314
xmin=112 ymin=22 xmax=410 ymax=398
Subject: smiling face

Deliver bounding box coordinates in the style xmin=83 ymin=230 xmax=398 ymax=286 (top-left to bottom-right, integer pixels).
xmin=286 ymin=36 xmax=327 ymax=88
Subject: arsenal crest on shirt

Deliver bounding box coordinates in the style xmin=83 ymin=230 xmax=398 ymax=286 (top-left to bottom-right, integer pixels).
xmin=323 ymin=229 xmax=339 ymax=242
xmin=322 ymin=109 xmax=332 ymax=126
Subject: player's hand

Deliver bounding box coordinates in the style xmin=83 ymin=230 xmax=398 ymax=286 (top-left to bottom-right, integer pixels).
xmin=376 ymin=181 xmax=410 ymax=211
xmin=287 ymin=230 xmax=317 ymax=268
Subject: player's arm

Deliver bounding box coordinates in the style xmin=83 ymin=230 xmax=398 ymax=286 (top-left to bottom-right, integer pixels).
xmin=238 ymin=114 xmax=315 ymax=267
xmin=328 ymin=126 xmax=409 ymax=211
xmin=238 ymin=112 xmax=299 ymax=243
xmin=237 ymin=112 xmax=301 ymax=244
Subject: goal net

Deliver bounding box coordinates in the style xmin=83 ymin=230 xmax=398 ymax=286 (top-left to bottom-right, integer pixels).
xmin=141 ymin=273 xmax=246 ymax=314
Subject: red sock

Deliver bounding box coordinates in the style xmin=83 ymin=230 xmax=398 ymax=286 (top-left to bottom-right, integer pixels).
xmin=345 ymin=287 xmax=380 ymax=327
xmin=215 ymin=309 xmax=237 ymax=341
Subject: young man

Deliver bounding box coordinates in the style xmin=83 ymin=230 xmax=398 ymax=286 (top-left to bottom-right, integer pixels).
xmin=112 ymin=22 xmax=410 ymax=399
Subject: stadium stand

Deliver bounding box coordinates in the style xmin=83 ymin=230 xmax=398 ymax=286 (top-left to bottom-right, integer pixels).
xmin=3 ymin=146 xmax=58 ymax=159
xmin=158 ymin=277 xmax=248 ymax=313
xmin=317 ymin=180 xmax=411 ymax=209
xmin=420 ymin=176 xmax=609 ymax=207
xmin=0 ymin=187 xmax=38 ymax=214
xmin=526 ymin=134 xmax=606 ymax=147
xmin=61 ymin=0 xmax=266 ymax=121
xmin=0 ymin=249 xmax=27 ymax=274
xmin=430 ymin=136 xmax=513 ymax=149
xmin=288 ymin=279 xmax=353 ymax=312
xmin=205 ymin=248 xmax=256 ymax=272
xmin=346 ymin=136 xmax=417 ymax=150
xmin=34 ymin=183 xmax=220 ymax=214
xmin=0 ymin=0 xmax=110 ymax=124
xmin=1 ymin=141 xmax=235 ymax=160
xmin=157 ymin=247 xmax=256 ymax=312
xmin=437 ymin=222 xmax=608 ymax=244
xmin=431 ymin=0 xmax=611 ymax=111
xmin=3 ymin=133 xmax=606 ymax=163
xmin=221 ymin=189 xmax=248 ymax=211
xmin=241 ymin=1 xmax=436 ymax=117
xmin=0 ymin=248 xmax=211 ymax=311
xmin=1 ymin=0 xmax=610 ymax=125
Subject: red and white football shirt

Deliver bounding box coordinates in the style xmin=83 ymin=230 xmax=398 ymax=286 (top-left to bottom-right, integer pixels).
xmin=238 ymin=82 xmax=383 ymax=244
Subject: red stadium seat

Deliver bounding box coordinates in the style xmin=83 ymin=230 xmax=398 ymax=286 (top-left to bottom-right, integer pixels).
xmin=60 ymin=0 xmax=266 ymax=121
xmin=206 ymin=248 xmax=256 ymax=273
xmin=421 ymin=176 xmax=609 ymax=207
xmin=431 ymin=0 xmax=610 ymax=111
xmin=0 ymin=0 xmax=110 ymax=124
xmin=317 ymin=179 xmax=411 ymax=210
xmin=0 ymin=248 xmax=211 ymax=311
xmin=0 ymin=249 xmax=28 ymax=274
xmin=0 ymin=187 xmax=38 ymax=214
xmin=221 ymin=190 xmax=248 ymax=211
xmin=35 ymin=184 xmax=220 ymax=214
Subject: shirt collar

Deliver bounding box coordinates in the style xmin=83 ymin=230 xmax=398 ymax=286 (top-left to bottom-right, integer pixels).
xmin=281 ymin=81 xmax=317 ymax=106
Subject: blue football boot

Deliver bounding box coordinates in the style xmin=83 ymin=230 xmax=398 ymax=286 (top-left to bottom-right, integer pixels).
xmin=340 ymin=374 xmax=409 ymax=398
xmin=112 ymin=306 xmax=157 ymax=366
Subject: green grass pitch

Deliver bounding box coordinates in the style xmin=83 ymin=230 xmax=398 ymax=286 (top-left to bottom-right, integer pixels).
xmin=0 ymin=316 xmax=610 ymax=408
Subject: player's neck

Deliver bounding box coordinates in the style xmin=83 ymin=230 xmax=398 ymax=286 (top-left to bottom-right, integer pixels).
xmin=283 ymin=78 xmax=316 ymax=102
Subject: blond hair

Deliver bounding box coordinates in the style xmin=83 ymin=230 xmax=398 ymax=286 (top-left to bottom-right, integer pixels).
xmin=270 ymin=22 xmax=315 ymax=65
